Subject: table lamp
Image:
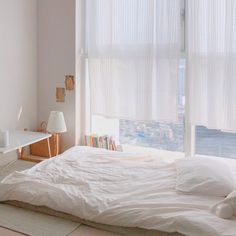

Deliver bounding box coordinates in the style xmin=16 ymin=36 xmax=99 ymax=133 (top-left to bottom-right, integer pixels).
xmin=46 ymin=111 xmax=67 ymax=156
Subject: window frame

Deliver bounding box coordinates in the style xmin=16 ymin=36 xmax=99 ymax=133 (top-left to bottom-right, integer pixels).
xmin=183 ymin=0 xmax=196 ymax=157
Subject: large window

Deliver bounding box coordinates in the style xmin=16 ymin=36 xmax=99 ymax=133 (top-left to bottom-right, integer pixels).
xmin=81 ymin=0 xmax=236 ymax=160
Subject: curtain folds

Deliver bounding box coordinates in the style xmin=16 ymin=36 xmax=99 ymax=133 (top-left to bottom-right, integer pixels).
xmin=187 ymin=0 xmax=236 ymax=131
xmin=86 ymin=0 xmax=181 ymax=122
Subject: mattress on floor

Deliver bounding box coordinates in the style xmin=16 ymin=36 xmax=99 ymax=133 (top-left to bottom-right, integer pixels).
xmin=6 ymin=201 xmax=182 ymax=236
xmin=1 ymin=147 xmax=235 ymax=236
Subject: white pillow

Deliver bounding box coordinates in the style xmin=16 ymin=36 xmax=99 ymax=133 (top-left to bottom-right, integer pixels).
xmin=175 ymin=158 xmax=236 ymax=197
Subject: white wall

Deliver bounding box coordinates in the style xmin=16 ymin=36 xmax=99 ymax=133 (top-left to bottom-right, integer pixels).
xmin=37 ymin=0 xmax=76 ymax=151
xmin=0 ymin=0 xmax=37 ymax=131
xmin=0 ymin=0 xmax=38 ymax=164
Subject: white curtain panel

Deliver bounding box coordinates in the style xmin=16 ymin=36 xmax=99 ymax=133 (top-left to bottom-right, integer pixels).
xmin=86 ymin=0 xmax=181 ymax=122
xmin=188 ymin=0 xmax=236 ymax=131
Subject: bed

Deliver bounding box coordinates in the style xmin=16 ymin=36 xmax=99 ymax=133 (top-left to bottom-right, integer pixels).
xmin=0 ymin=146 xmax=235 ymax=236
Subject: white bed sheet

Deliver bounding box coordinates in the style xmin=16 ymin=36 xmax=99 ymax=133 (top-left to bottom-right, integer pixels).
xmin=0 ymin=146 xmax=235 ymax=236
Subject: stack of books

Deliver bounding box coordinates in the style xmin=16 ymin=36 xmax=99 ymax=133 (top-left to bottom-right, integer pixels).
xmin=84 ymin=135 xmax=118 ymax=151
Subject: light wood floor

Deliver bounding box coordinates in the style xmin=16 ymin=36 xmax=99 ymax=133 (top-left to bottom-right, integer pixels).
xmin=0 ymin=225 xmax=120 ymax=236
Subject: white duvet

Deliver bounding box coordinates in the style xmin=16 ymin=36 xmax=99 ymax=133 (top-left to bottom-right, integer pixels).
xmin=0 ymin=146 xmax=236 ymax=236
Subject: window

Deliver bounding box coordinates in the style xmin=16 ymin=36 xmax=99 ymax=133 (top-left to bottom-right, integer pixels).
xmin=196 ymin=126 xmax=236 ymax=159
xmin=80 ymin=0 xmax=236 ymax=160
xmin=119 ymin=59 xmax=185 ymax=152
xmin=90 ymin=60 xmax=185 ymax=153
xmin=88 ymin=1 xmax=186 ymax=154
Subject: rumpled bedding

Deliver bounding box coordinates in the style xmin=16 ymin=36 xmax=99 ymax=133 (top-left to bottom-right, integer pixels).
xmin=0 ymin=146 xmax=235 ymax=236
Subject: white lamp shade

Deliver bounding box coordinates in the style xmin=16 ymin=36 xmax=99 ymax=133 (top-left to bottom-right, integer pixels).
xmin=46 ymin=111 xmax=67 ymax=133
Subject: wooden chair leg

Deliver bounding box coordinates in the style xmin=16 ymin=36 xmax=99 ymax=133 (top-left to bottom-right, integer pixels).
xmin=17 ymin=148 xmax=22 ymax=159
xmin=47 ymin=138 xmax=52 ymax=158
xmin=56 ymin=133 xmax=60 ymax=156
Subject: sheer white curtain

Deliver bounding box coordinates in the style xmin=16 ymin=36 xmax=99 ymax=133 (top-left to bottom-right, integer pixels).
xmin=188 ymin=0 xmax=236 ymax=131
xmin=86 ymin=0 xmax=181 ymax=122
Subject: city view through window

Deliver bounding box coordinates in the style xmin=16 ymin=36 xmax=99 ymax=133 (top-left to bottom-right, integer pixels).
xmin=119 ymin=60 xmax=185 ymax=153
xmin=91 ymin=61 xmax=236 ymax=159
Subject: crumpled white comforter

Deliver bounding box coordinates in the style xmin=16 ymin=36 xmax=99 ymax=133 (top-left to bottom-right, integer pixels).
xmin=0 ymin=146 xmax=236 ymax=236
